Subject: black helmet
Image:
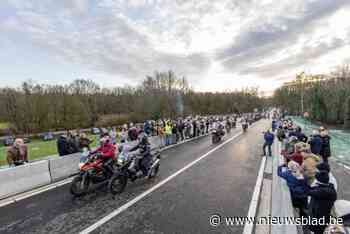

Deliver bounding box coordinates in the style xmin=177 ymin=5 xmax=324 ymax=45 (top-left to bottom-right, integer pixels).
xmin=139 ymin=133 xmax=149 ymax=145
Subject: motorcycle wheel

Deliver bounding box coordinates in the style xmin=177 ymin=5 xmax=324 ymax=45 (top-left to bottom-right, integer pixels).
xmin=212 ymin=136 xmax=216 ymax=144
xmin=148 ymin=164 xmax=160 ymax=178
xmin=109 ymin=174 xmax=127 ymax=195
xmin=70 ymin=175 xmax=89 ymax=197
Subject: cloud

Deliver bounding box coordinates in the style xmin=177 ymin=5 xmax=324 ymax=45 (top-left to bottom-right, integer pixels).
xmin=1 ymin=0 xmax=350 ymax=90
xmin=216 ymin=0 xmax=350 ymax=78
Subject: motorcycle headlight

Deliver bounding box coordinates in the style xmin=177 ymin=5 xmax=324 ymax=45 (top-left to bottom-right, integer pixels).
xmin=118 ymin=158 xmax=124 ymax=165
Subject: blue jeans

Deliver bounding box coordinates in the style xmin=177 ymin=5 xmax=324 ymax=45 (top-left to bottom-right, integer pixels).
xmin=263 ymin=142 xmax=272 ymax=156
xmin=165 ymin=134 xmax=172 ymax=146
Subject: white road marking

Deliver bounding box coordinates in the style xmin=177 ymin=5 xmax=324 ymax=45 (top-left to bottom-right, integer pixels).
xmin=242 ymin=153 xmax=267 ymax=234
xmin=80 ymin=130 xmax=249 ymax=234
xmin=0 ymin=132 xmax=211 ymax=207
xmin=0 ymin=177 xmax=73 ymax=208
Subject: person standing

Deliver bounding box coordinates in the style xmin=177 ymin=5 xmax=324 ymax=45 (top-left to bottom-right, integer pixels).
xmin=78 ymin=133 xmax=92 ymax=151
xmin=6 ymin=138 xmax=28 ymax=166
xmin=109 ymin=127 xmax=117 ymax=145
xmin=164 ymin=121 xmax=172 ymax=146
xmin=319 ymin=126 xmax=331 ymax=164
xmin=192 ymin=119 xmax=197 ymax=138
xmin=306 ymin=170 xmax=337 ymax=234
xmin=57 ymin=134 xmax=70 ymax=156
xmin=309 ymin=130 xmax=322 ymax=155
xmin=272 ymin=119 xmax=277 ymax=132
xmin=263 ymin=130 xmax=274 ymax=156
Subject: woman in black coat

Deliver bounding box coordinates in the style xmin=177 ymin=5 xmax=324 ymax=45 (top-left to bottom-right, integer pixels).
xmin=307 ymin=170 xmax=337 ymax=234
xmin=319 ymin=127 xmax=331 ymax=163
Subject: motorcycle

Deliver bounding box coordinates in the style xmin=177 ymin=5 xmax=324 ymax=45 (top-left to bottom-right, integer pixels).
xmin=242 ymin=123 xmax=248 ymax=132
xmin=212 ymin=128 xmax=224 ymax=144
xmin=70 ymin=150 xmax=115 ymax=197
xmin=225 ymin=122 xmax=231 ymax=134
xmin=109 ymin=149 xmax=161 ymax=195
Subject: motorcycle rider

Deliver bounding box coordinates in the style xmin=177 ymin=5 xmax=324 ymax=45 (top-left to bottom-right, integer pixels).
xmin=91 ymin=134 xmax=116 ymax=174
xmin=241 ymin=117 xmax=249 ymax=131
xmin=129 ymin=133 xmax=152 ymax=179
xmin=214 ymin=118 xmax=225 ymax=136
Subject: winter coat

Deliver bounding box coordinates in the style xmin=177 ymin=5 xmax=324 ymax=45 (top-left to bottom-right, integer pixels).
xmin=93 ymin=143 xmax=116 ymax=160
xmin=57 ymin=136 xmax=70 ymax=156
xmin=309 ymin=134 xmax=322 ymax=155
xmin=264 ymin=132 xmax=274 ymax=145
xmin=277 ymin=165 xmax=308 ymax=197
xmin=272 ymin=120 xmax=277 ymax=130
xmin=79 ymin=137 xmax=92 ymax=151
xmin=144 ymin=122 xmax=151 ymax=135
xmin=277 ymin=128 xmax=286 ymax=141
xmin=128 ymin=127 xmax=138 ymax=141
xmin=289 ymin=151 xmax=303 ymax=166
xmin=320 ymin=135 xmax=331 ymax=158
xmin=130 ymin=142 xmax=151 ymax=158
xmin=6 ymin=145 xmax=28 ymax=165
xmin=307 ymin=183 xmax=337 ymax=233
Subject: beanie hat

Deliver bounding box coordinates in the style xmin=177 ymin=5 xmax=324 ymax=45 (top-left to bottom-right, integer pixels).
xmin=316 ymin=170 xmax=329 ymax=184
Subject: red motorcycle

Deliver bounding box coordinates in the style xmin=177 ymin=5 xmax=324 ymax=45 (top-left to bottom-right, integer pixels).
xmin=70 ymin=152 xmax=115 ymax=197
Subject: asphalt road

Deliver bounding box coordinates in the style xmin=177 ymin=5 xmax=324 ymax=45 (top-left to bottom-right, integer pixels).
xmin=0 ymin=120 xmax=269 ymax=234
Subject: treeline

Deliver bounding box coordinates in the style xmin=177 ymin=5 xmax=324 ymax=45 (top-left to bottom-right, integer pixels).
xmin=273 ymin=64 xmax=350 ymax=127
xmin=0 ymin=70 xmax=264 ymax=133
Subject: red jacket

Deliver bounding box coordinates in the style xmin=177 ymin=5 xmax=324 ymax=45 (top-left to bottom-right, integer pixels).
xmin=290 ymin=151 xmax=303 ymax=166
xmin=94 ymin=143 xmax=116 ymax=160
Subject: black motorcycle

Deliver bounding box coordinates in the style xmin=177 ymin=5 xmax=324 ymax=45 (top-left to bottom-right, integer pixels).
xmin=225 ymin=122 xmax=231 ymax=134
xmin=242 ymin=123 xmax=248 ymax=132
xmin=212 ymin=128 xmax=224 ymax=144
xmin=109 ymin=149 xmax=161 ymax=195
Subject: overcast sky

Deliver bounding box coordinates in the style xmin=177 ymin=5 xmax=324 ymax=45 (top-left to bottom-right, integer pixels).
xmin=1 ymin=0 xmax=350 ymax=94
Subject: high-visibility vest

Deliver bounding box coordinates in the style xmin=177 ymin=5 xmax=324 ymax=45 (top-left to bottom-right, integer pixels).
xmin=165 ymin=124 xmax=172 ymax=135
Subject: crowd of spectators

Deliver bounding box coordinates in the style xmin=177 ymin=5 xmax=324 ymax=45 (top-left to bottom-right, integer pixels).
xmin=272 ymin=116 xmax=337 ymax=234
xmin=5 ymin=112 xmax=262 ymax=165
xmin=56 ymin=115 xmax=240 ymax=157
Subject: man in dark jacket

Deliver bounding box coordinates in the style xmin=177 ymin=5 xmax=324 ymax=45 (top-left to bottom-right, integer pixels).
xmin=178 ymin=120 xmax=185 ymax=141
xmin=263 ymin=130 xmax=274 ymax=156
xmin=192 ymin=119 xmax=197 ymax=138
xmin=57 ymin=135 xmax=70 ymax=156
xmin=130 ymin=134 xmax=152 ymax=179
xmin=271 ymin=119 xmax=277 ymax=132
xmin=307 ymin=170 xmax=337 ymax=234
xmin=319 ymin=127 xmax=331 ymax=164
xmin=309 ymin=130 xmax=322 ymax=155
xmin=277 ymin=126 xmax=286 ymax=142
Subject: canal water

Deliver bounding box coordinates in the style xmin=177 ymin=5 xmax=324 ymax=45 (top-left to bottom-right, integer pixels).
xmin=292 ymin=117 xmax=350 ymax=166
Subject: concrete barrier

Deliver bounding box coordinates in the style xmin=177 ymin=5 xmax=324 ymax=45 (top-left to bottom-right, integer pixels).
xmin=271 ymin=142 xmax=298 ymax=234
xmin=0 ymin=160 xmax=51 ymax=199
xmin=48 ymin=153 xmax=81 ymax=182
xmin=149 ymin=136 xmax=161 ymax=150
xmin=48 ymin=140 xmax=141 ymax=182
